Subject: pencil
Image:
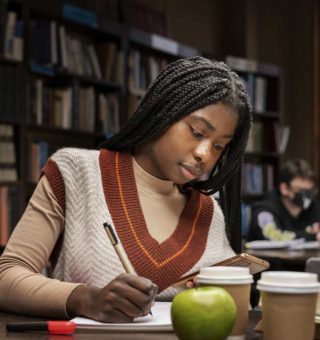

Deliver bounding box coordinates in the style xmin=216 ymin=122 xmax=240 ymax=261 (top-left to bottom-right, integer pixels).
xmin=104 ymin=222 xmax=135 ymax=274
xmin=103 ymin=222 xmax=153 ymax=316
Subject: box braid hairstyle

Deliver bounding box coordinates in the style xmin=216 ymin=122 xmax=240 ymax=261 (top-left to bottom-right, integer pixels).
xmin=100 ymin=56 xmax=252 ymax=252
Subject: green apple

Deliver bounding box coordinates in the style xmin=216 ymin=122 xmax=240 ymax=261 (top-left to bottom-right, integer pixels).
xmin=171 ymin=286 xmax=236 ymax=340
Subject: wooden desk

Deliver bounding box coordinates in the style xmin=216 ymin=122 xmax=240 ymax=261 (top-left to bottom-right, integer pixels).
xmin=0 ymin=311 xmax=262 ymax=339
xmin=247 ymin=249 xmax=320 ymax=271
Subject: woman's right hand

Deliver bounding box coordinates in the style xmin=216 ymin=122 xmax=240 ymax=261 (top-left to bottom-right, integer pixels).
xmin=66 ymin=273 xmax=158 ymax=323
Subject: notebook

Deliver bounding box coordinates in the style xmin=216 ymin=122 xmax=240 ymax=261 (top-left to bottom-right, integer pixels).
xmin=71 ymin=301 xmax=173 ymax=332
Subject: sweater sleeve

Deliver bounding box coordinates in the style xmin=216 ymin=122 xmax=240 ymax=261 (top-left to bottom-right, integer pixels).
xmin=0 ymin=176 xmax=83 ymax=318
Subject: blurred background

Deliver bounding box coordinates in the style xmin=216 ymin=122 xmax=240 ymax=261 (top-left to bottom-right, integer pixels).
xmin=0 ymin=0 xmax=319 ymax=254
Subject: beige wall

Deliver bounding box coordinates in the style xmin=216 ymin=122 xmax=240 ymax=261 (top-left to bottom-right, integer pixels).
xmin=135 ymin=0 xmax=316 ymax=166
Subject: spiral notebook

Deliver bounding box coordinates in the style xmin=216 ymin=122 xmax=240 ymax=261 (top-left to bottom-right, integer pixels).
xmin=71 ymin=301 xmax=173 ymax=332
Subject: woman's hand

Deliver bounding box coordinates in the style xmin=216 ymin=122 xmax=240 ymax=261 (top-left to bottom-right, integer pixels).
xmin=66 ymin=273 xmax=158 ymax=323
xmin=171 ymin=276 xmax=199 ymax=290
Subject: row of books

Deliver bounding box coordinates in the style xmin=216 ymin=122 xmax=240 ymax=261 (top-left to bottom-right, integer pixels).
xmin=0 ymin=64 xmax=23 ymax=122
xmin=128 ymin=49 xmax=169 ymax=92
xmin=127 ymin=93 xmax=142 ymax=118
xmin=240 ymin=74 xmax=274 ymax=113
xmin=0 ymin=185 xmax=19 ymax=246
xmin=30 ymin=20 xmax=123 ymax=84
xmin=33 ymin=0 xmax=165 ymax=34
xmin=226 ymin=55 xmax=279 ymax=114
xmin=30 ymin=79 xmax=120 ymax=134
xmin=0 ymin=5 xmax=23 ymax=62
xmin=242 ymin=162 xmax=274 ymax=195
xmin=29 ymin=140 xmax=49 ymax=183
xmin=246 ymin=121 xmax=264 ymax=153
xmin=241 ymin=202 xmax=251 ymax=239
xmin=0 ymin=124 xmax=17 ymax=182
xmin=97 ymin=92 xmax=120 ymax=135
xmin=246 ymin=121 xmax=290 ymax=154
xmin=65 ymin=0 xmax=120 ymax=21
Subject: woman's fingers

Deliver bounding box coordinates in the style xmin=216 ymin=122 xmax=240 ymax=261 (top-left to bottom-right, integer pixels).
xmin=94 ymin=273 xmax=157 ymax=322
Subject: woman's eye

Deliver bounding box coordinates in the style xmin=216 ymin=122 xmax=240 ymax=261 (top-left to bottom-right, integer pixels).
xmin=214 ymin=143 xmax=224 ymax=151
xmin=190 ymin=126 xmax=203 ymax=138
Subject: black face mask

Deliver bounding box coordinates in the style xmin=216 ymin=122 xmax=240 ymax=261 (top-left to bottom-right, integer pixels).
xmin=291 ymin=189 xmax=316 ymax=210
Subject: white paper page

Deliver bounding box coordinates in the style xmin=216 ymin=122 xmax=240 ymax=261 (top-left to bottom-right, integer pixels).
xmin=245 ymin=238 xmax=306 ymax=250
xmin=71 ymin=301 xmax=173 ymax=332
xmin=245 ymin=240 xmax=290 ymax=250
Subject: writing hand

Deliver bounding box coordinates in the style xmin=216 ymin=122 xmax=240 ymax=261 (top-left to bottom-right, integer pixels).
xmin=67 ymin=273 xmax=158 ymax=323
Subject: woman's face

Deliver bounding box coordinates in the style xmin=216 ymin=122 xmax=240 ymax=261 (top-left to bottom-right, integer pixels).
xmin=134 ymin=103 xmax=239 ymax=184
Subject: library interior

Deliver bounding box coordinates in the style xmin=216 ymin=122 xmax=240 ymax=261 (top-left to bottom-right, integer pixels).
xmin=0 ymin=0 xmax=320 ymax=339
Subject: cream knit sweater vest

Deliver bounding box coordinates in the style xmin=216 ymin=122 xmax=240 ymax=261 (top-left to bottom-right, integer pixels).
xmin=50 ymin=148 xmax=235 ymax=300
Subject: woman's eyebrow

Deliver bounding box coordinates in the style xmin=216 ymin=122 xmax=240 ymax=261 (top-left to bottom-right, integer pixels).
xmin=190 ymin=115 xmax=214 ymax=130
xmin=190 ymin=115 xmax=234 ymax=138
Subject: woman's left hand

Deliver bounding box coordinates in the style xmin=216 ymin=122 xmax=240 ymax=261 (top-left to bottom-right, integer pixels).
xmin=171 ymin=276 xmax=199 ymax=290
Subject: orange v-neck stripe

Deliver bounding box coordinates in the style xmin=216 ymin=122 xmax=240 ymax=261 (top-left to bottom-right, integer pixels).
xmin=100 ymin=149 xmax=213 ymax=291
xmin=115 ymin=152 xmax=202 ymax=267
xmin=115 ymin=152 xmax=160 ymax=267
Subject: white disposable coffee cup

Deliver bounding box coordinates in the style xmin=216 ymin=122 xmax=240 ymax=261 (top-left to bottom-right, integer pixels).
xmin=197 ymin=266 xmax=253 ymax=340
xmin=257 ymin=271 xmax=320 ymax=340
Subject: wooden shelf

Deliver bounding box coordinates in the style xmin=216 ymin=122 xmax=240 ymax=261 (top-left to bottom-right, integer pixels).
xmin=0 ymin=56 xmax=22 ymax=65
xmin=57 ymin=72 xmax=122 ymax=91
xmin=253 ymin=111 xmax=280 ymax=119
xmin=27 ymin=124 xmax=106 ymax=139
xmin=0 ymin=181 xmax=22 ymax=187
xmin=256 ymin=62 xmax=280 ymax=77
xmin=29 ymin=0 xmax=123 ymax=38
xmin=129 ymin=27 xmax=199 ymax=58
xmin=245 ymin=151 xmax=280 ymax=160
xmin=0 ymin=119 xmax=22 ymax=126
xmin=29 ymin=64 xmax=123 ymax=92
xmin=226 ymin=55 xmax=281 ymax=76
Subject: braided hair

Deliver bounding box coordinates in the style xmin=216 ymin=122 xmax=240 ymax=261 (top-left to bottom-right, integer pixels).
xmin=100 ymin=56 xmax=252 ymax=252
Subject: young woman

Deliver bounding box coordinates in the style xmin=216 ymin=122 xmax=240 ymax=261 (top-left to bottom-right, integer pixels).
xmin=0 ymin=57 xmax=252 ymax=322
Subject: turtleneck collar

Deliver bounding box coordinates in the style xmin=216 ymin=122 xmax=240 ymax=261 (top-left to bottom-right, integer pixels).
xmin=132 ymin=156 xmax=177 ymax=195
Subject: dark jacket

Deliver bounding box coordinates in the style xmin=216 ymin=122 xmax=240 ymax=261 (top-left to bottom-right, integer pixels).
xmin=248 ymin=191 xmax=320 ymax=241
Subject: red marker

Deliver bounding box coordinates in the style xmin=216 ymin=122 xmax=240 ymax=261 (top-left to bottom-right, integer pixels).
xmin=6 ymin=321 xmax=76 ymax=335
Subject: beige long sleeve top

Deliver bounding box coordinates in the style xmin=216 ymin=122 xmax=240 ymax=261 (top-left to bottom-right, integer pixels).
xmin=0 ymin=158 xmax=186 ymax=317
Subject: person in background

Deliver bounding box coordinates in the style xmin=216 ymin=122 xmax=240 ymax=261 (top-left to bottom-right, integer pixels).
xmin=0 ymin=57 xmax=251 ymax=322
xmin=248 ymin=159 xmax=320 ymax=241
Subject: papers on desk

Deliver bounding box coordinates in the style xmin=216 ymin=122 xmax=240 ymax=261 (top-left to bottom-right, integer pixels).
xmin=71 ymin=302 xmax=173 ymax=332
xmin=245 ymin=240 xmax=291 ymax=250
xmin=245 ymin=239 xmax=320 ymax=251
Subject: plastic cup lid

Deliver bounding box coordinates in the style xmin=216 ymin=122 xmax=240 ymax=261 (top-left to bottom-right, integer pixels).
xmin=197 ymin=266 xmax=253 ymax=284
xmin=257 ymin=271 xmax=320 ymax=294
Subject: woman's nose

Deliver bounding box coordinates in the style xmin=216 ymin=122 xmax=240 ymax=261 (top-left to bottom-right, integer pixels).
xmin=193 ymin=141 xmax=212 ymax=164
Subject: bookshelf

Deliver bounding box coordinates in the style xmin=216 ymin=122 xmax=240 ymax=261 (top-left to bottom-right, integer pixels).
xmin=0 ymin=0 xmax=200 ymax=251
xmin=0 ymin=1 xmax=286 ymax=252
xmin=226 ymin=55 xmax=285 ymax=198
xmin=225 ymin=56 xmax=286 ymax=239
xmin=0 ymin=0 xmax=24 ymax=251
xmin=126 ymin=26 xmax=198 ymax=118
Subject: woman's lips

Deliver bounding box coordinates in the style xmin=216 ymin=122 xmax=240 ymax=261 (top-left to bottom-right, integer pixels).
xmin=180 ymin=164 xmax=202 ymax=181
